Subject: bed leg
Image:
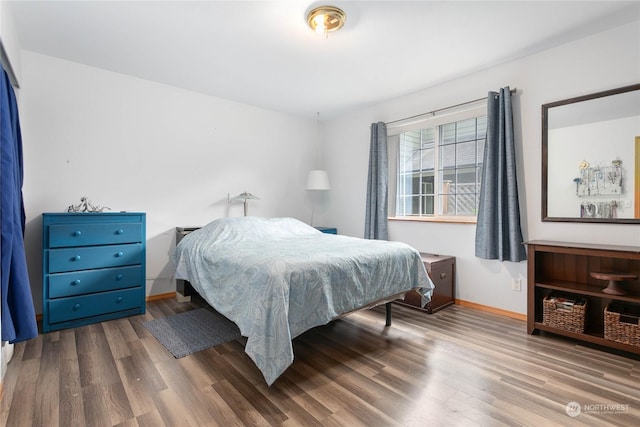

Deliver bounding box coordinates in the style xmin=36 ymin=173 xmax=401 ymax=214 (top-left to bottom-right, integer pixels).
xmin=385 ymin=302 xmax=392 ymax=326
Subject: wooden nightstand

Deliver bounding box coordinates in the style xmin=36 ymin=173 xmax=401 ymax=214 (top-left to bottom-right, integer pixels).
xmin=397 ymin=252 xmax=455 ymax=314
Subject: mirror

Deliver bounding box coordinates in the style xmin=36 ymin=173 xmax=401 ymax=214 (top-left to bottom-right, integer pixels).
xmin=542 ymin=84 xmax=640 ymax=223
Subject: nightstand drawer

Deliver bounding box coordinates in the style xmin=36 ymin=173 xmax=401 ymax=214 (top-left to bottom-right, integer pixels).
xmin=428 ymin=261 xmax=454 ymax=310
xmin=48 ymin=222 xmax=142 ymax=248
xmin=48 ymin=287 xmax=142 ymax=324
xmin=48 ymin=265 xmax=143 ymax=298
xmin=429 ymin=262 xmax=452 ymax=288
xmin=48 ymin=243 xmax=142 ymax=273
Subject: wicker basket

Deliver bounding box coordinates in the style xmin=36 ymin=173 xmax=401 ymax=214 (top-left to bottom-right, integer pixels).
xmin=604 ymin=303 xmax=640 ymax=347
xmin=542 ymin=294 xmax=587 ymax=333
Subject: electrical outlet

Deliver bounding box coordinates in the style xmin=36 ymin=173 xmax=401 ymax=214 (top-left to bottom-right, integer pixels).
xmin=512 ymin=278 xmax=522 ymax=292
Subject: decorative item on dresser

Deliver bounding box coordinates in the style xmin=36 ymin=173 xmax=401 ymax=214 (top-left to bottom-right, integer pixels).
xmin=42 ymin=212 xmax=146 ymax=333
xmin=525 ymin=240 xmax=640 ymax=355
xmin=396 ymin=253 xmax=455 ymax=314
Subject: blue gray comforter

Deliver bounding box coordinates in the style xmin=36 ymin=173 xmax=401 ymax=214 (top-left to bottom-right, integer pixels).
xmin=174 ymin=217 xmax=433 ymax=385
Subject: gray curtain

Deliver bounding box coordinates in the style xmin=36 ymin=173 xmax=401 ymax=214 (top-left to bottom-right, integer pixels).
xmin=364 ymin=122 xmax=388 ymax=240
xmin=475 ymin=87 xmax=526 ymax=262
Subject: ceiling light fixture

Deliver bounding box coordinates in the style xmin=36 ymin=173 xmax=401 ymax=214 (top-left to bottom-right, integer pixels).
xmin=306 ymin=6 xmax=346 ymax=37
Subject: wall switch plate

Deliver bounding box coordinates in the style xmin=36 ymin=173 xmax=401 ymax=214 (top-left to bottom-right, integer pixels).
xmin=512 ymin=278 xmax=522 ymax=291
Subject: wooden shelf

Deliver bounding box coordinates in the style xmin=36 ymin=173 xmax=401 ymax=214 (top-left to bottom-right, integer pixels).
xmin=526 ymin=240 xmax=640 ymax=357
xmin=534 ymin=280 xmax=640 ymax=304
xmin=525 ymin=240 xmax=640 ymax=255
xmin=534 ymin=322 xmax=640 ymax=355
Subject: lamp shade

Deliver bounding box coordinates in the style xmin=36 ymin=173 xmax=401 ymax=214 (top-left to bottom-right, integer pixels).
xmin=306 ymin=170 xmax=330 ymax=190
xmin=231 ymin=191 xmax=259 ymax=201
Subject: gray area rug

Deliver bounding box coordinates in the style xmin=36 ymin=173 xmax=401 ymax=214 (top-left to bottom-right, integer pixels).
xmin=143 ymin=308 xmax=241 ymax=358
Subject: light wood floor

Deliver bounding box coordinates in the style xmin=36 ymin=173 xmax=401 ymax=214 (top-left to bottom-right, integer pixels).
xmin=1 ymin=297 xmax=639 ymax=427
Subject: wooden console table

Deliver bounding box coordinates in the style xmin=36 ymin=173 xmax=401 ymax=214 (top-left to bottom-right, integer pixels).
xmin=525 ymin=240 xmax=640 ymax=355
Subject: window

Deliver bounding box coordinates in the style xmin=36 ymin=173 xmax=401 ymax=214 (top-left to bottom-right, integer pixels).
xmin=393 ymin=111 xmax=487 ymax=220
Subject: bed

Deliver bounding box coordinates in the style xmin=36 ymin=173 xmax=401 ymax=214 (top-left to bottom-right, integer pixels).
xmin=173 ymin=216 xmax=434 ymax=385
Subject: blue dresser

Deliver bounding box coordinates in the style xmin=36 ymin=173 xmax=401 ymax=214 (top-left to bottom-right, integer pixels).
xmin=42 ymin=212 xmax=146 ymax=332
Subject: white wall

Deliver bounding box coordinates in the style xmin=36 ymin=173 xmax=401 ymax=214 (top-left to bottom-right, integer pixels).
xmin=20 ymin=51 xmax=319 ymax=314
xmin=322 ymin=20 xmax=640 ymax=315
xmin=0 ymin=0 xmax=20 ymax=85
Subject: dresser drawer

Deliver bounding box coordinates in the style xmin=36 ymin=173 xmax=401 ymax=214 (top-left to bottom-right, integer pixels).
xmin=48 ymin=265 xmax=142 ymax=298
xmin=48 ymin=222 xmax=142 ymax=248
xmin=48 ymin=287 xmax=142 ymax=324
xmin=48 ymin=243 xmax=142 ymax=273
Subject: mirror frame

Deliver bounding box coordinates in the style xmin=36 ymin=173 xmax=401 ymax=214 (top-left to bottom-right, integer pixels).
xmin=542 ymin=83 xmax=640 ymax=223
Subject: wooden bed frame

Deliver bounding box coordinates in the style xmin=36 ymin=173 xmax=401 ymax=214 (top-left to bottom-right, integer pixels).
xmin=175 ymin=226 xmax=394 ymax=326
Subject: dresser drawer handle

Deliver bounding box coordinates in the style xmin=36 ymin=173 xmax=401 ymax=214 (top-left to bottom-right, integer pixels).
xmin=72 ymin=279 xmax=81 ymax=286
xmin=115 ymin=252 xmax=124 ymax=257
xmin=116 ymin=274 xmax=123 ymax=280
xmin=440 ymin=273 xmax=447 ymax=279
xmin=116 ymin=296 xmax=123 ymax=303
xmin=73 ymin=303 xmax=81 ymax=310
xmin=73 ymin=255 xmax=81 ymax=261
xmin=116 ymin=229 xmax=124 ymax=235
xmin=73 ymin=230 xmax=82 ymax=237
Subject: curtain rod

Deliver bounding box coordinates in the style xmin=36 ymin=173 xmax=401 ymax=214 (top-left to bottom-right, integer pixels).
xmin=386 ymin=87 xmax=517 ymax=126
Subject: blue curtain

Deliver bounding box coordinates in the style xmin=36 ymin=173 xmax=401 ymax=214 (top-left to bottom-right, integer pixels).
xmin=475 ymin=87 xmax=526 ymax=262
xmin=364 ymin=122 xmax=388 ymax=240
xmin=1 ymin=66 xmax=38 ymax=343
